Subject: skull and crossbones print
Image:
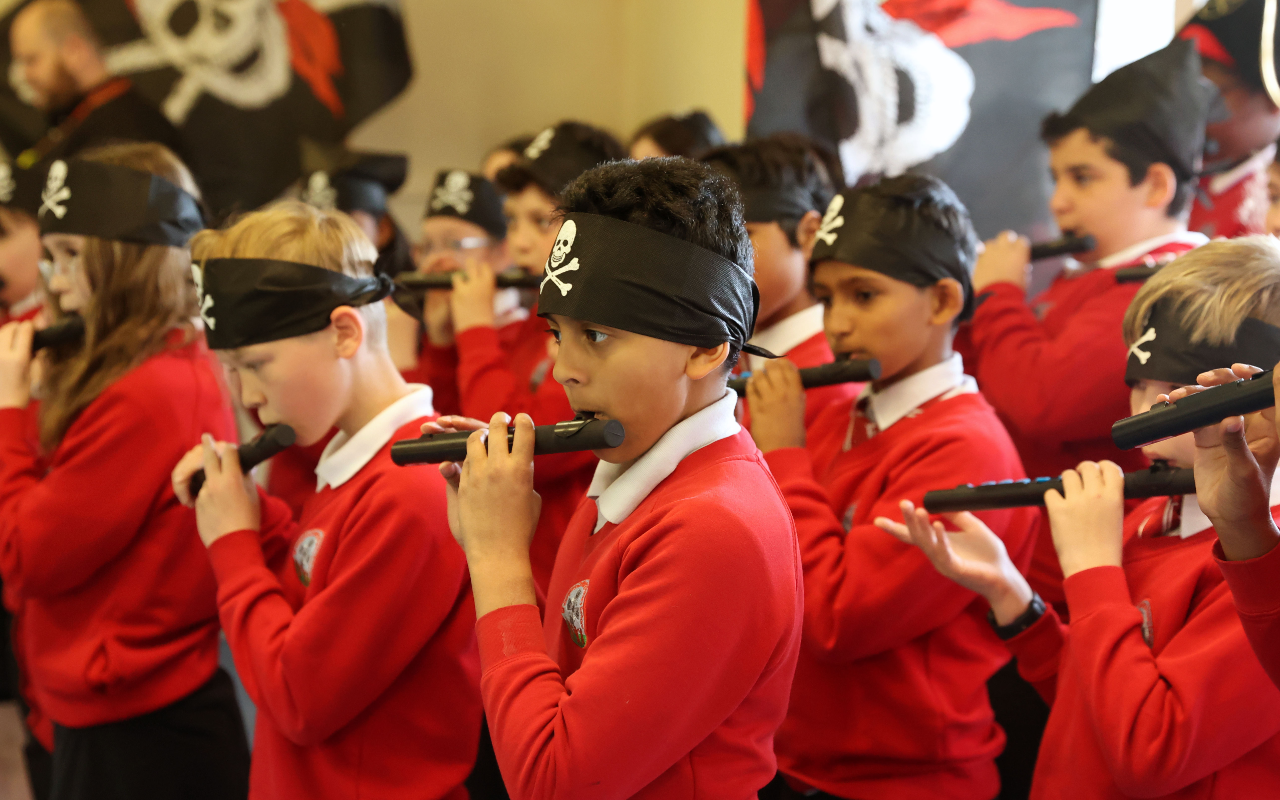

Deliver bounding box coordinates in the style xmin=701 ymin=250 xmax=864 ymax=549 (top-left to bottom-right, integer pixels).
xmin=431 ymin=171 xmax=474 ymax=215
xmin=302 ymin=171 xmax=337 ymax=210
xmin=191 ymin=264 xmax=216 ymax=329
xmin=1128 ymin=327 xmax=1157 ymax=365
xmin=39 ymin=160 xmax=71 ymax=220
xmin=541 ymin=219 xmax=580 ymax=297
xmin=815 ymin=194 xmax=845 ymax=246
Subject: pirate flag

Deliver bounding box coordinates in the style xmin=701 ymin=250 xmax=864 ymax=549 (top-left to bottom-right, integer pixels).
xmin=0 ymin=0 xmax=413 ymax=221
xmin=1181 ymin=0 xmax=1280 ymax=107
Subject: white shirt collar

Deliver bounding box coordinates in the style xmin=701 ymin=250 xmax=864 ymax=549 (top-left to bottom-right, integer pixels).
xmin=315 ymin=385 xmax=435 ymax=491
xmin=747 ymin=304 xmax=825 ymax=372
xmin=1175 ymin=475 xmax=1280 ymax=539
xmin=1097 ymin=230 xmax=1209 ymax=269
xmin=6 ymin=290 xmax=41 ymax=318
xmin=1208 ymin=143 xmax=1277 ymax=195
xmin=855 ymin=352 xmax=976 ymax=434
xmin=587 ymin=390 xmax=741 ymax=533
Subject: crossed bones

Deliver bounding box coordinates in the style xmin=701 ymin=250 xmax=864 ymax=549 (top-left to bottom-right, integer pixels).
xmin=40 ymin=161 xmax=71 ymax=220
xmin=541 ymin=258 xmax=579 ymax=296
xmin=816 ymin=195 xmax=846 ymax=246
xmin=1128 ymin=327 xmax=1157 ymax=365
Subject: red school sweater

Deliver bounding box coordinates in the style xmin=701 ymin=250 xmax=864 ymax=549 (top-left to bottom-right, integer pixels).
xmin=959 ymin=238 xmax=1199 ymax=613
xmin=0 ymin=337 xmax=234 ymax=727
xmin=1216 ymin=538 xmax=1280 ymax=692
xmin=1007 ymin=498 xmax=1280 ymax=798
xmin=739 ymin=330 xmax=861 ymax=431
xmin=207 ymin=416 xmax=481 ymax=800
xmin=765 ymin=392 xmax=1038 ymax=800
xmin=476 ymin=429 xmax=802 ymax=799
xmin=456 ymin=312 xmax=597 ymax=596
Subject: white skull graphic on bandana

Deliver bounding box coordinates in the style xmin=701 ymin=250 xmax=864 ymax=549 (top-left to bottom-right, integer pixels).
xmin=302 ymin=171 xmax=337 ymax=210
xmin=1128 ymin=326 xmax=1157 ymax=365
xmin=541 ymin=219 xmax=580 ymax=297
xmin=815 ymin=194 xmax=845 ymax=247
xmin=39 ymin=160 xmax=71 ymax=220
xmin=192 ymin=263 xmax=216 ymax=329
xmin=431 ymin=170 xmax=474 ymax=215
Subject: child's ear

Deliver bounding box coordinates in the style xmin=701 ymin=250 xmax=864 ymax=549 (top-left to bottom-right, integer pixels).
xmin=687 ymin=342 xmax=730 ymax=381
xmin=929 ymin=278 xmax=965 ymax=327
xmin=1140 ymin=162 xmax=1177 ymax=214
xmin=795 ymin=210 xmax=824 ymax=260
xmin=330 ymin=306 xmax=366 ymax=358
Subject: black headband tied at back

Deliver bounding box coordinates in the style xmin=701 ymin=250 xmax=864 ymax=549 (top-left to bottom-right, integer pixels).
xmin=1125 ymin=299 xmax=1280 ymax=387
xmin=535 ymin=213 xmax=775 ymax=358
xmin=809 ymin=184 xmax=977 ymax=320
xmin=34 ymin=158 xmax=204 ymax=247
xmin=194 ymin=258 xmax=393 ymax=350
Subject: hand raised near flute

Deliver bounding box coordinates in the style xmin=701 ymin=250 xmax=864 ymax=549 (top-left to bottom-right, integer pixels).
xmin=1043 ymin=461 xmax=1125 ymax=578
xmin=171 ymin=435 xmax=260 ymax=547
xmin=746 ymin=358 xmax=807 ymax=453
xmin=875 ymin=501 xmax=1034 ymax=625
xmin=1162 ymin=363 xmax=1280 ymax=561
xmin=435 ymin=412 xmax=540 ymax=616
xmin=0 ymin=320 xmax=34 ymax=409
xmin=973 ymin=231 xmax=1031 ymax=293
xmin=449 ymin=257 xmax=497 ymax=334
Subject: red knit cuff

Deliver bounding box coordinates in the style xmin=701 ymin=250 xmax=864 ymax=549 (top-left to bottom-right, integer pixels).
xmin=423 ymin=341 xmax=459 ymax=364
xmin=763 ymin=447 xmax=813 ymax=481
xmin=0 ymin=406 xmax=31 ymax=438
xmin=1063 ymin=565 xmax=1130 ymax=618
xmin=455 ymin=325 xmax=503 ymax=359
xmin=1005 ymin=604 xmax=1066 ymax=680
xmin=1215 ymin=538 xmax=1280 ymax=616
xmin=207 ymin=529 xmax=267 ymax=585
xmin=477 ymin=603 xmax=545 ymax=672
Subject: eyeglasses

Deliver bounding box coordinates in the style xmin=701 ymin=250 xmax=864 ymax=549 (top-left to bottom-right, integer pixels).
xmin=414 ymin=236 xmax=493 ymax=262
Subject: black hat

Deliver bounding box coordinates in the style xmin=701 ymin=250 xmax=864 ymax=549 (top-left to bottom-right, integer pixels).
xmin=424 ymin=170 xmax=506 ymax=240
xmin=1063 ymin=39 xmax=1215 ymax=181
xmin=1125 ymin=299 xmax=1280 ymax=386
xmin=1183 ymin=0 xmax=1280 ymax=105
xmin=33 ymin=158 xmax=204 ymax=247
xmin=300 ymin=145 xmax=408 ymax=218
xmin=496 ymin=122 xmax=622 ymax=198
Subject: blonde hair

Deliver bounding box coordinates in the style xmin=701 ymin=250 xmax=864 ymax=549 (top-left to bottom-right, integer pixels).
xmin=1123 ymin=236 xmax=1280 ymax=348
xmin=189 ymin=200 xmax=387 ymax=346
xmin=40 ymin=142 xmax=201 ymax=450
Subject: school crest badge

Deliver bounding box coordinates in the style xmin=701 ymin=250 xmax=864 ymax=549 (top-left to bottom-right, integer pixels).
xmin=561 ymin=579 xmax=590 ymax=648
xmin=293 ymin=529 xmax=325 ymax=587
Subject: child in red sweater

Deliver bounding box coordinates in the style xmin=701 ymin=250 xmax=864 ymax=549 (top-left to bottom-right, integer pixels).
xmin=748 ymin=174 xmax=1038 ymax=800
xmin=436 ymin=157 xmax=802 ymax=798
xmin=0 ymin=144 xmax=249 ymax=800
xmin=880 ymin=237 xmax=1280 ymax=798
xmin=170 ymin=201 xmax=481 ymax=800
xmin=702 ymin=135 xmax=859 ymax=428
xmin=446 ymin=121 xmax=625 ymax=596
xmin=962 ymin=40 xmax=1215 ymax=613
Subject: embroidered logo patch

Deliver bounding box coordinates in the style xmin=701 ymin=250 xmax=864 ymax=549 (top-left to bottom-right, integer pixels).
xmin=293 ymin=529 xmax=325 ymax=587
xmin=561 ymin=579 xmax=590 ymax=648
xmin=541 ymin=219 xmax=580 ymax=297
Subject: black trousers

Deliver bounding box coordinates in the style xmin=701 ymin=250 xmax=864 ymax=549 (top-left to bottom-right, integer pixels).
xmin=50 ymin=669 xmax=250 ymax=800
xmin=759 ymin=772 xmax=848 ymax=799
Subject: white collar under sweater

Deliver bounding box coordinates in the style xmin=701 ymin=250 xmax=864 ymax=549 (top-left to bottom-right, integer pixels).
xmin=1173 ymin=477 xmax=1280 ymax=539
xmin=746 ymin=303 xmax=825 ymax=372
xmin=854 ymin=352 xmax=977 ymax=436
xmin=587 ymin=390 xmax=741 ymax=533
xmin=315 ymin=385 xmax=435 ymax=491
xmin=1097 ymin=231 xmax=1208 ymax=269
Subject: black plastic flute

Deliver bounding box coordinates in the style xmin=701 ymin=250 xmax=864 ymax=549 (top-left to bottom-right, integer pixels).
xmin=188 ymin=424 xmax=297 ymax=497
xmin=728 ymin=358 xmax=881 ymax=397
xmin=923 ymin=463 xmax=1195 ymax=513
xmin=391 ymin=416 xmax=625 ymax=465
xmin=1112 ymin=370 xmax=1275 ymax=450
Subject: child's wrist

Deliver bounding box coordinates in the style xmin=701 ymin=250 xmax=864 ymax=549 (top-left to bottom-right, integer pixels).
xmin=1217 ymin=517 xmax=1280 ymax=562
xmin=987 ymin=574 xmax=1034 ymax=626
xmin=467 ymin=555 xmax=537 ymax=618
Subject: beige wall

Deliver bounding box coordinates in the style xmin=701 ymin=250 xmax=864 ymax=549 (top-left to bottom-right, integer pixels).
xmin=349 ymin=0 xmax=747 ymax=231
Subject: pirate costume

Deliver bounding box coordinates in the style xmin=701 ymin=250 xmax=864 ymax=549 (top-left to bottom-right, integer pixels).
xmin=0 ymin=159 xmax=250 ymax=800
xmin=1001 ymin=302 xmax=1280 ymax=799
xmin=705 ymin=142 xmax=860 ymax=430
xmin=958 ymin=40 xmax=1214 ymax=617
xmin=465 ymin=125 xmax=622 ymax=599
xmin=475 ymin=209 xmax=802 ymax=799
xmin=759 ymin=183 xmax=1037 ymax=800
xmin=192 ymin=257 xmax=481 ymax=800
xmin=1182 ymin=0 xmax=1280 ymax=238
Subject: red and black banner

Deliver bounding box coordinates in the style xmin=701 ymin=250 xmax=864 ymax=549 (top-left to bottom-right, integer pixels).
xmin=0 ymin=0 xmax=412 ymax=219
xmin=747 ymin=0 xmax=1099 ymax=240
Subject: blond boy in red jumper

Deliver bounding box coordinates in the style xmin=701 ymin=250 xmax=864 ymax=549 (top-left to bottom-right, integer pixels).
xmin=436 ymin=158 xmax=802 ymax=798
xmin=171 ymin=202 xmax=481 ymax=800
xmin=881 ymin=237 xmax=1280 ymax=798
xmin=747 ymin=174 xmax=1037 ymax=800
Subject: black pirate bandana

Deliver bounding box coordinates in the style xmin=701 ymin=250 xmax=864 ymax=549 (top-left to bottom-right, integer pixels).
xmin=424 ymin=170 xmax=506 ymax=240
xmin=34 ymin=159 xmax=203 ymax=247
xmin=1065 ymin=39 xmax=1214 ymax=182
xmin=1125 ymin=299 xmax=1280 ymax=386
xmin=535 ymin=213 xmax=774 ymax=357
xmin=706 ymin=162 xmax=816 ymax=224
xmin=194 ymin=258 xmax=393 ymax=350
xmin=508 ymin=124 xmax=616 ymax=197
xmin=300 ymin=153 xmax=408 ymax=219
xmin=809 ymin=184 xmax=977 ymax=320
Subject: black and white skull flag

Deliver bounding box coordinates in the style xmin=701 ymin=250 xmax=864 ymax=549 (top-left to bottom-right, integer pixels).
xmin=0 ymin=0 xmax=412 ymax=220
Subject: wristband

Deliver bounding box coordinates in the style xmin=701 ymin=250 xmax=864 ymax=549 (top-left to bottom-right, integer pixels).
xmin=988 ymin=592 xmax=1046 ymax=640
